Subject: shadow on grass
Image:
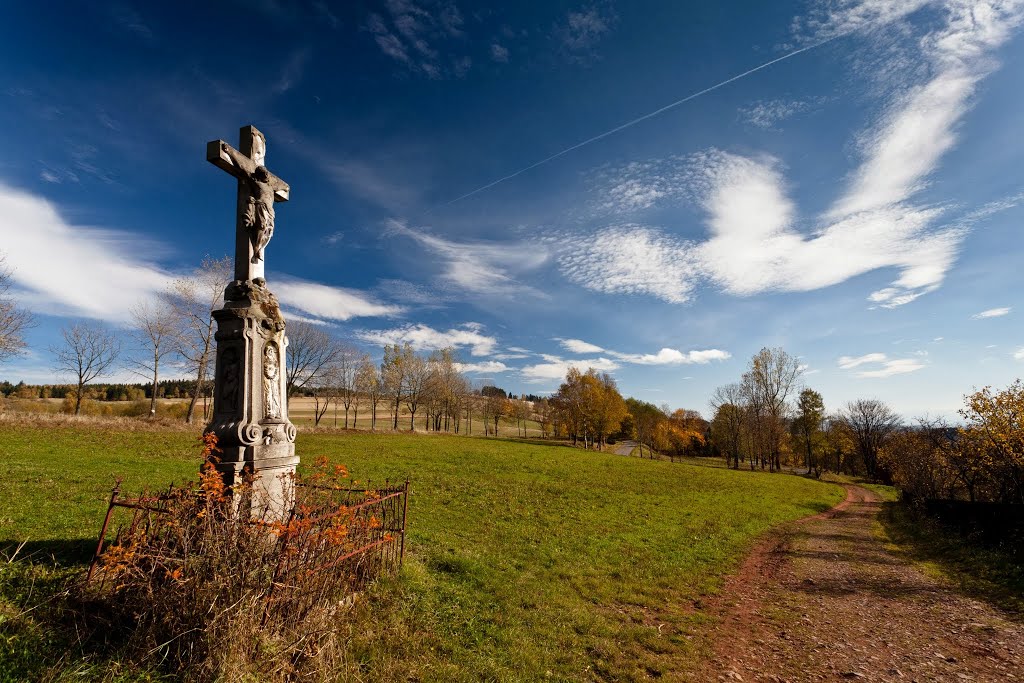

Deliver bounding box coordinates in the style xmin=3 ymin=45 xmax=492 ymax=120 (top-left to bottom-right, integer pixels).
xmin=1 ymin=538 xmax=96 ymax=567
xmin=877 ymin=501 xmax=1024 ymax=619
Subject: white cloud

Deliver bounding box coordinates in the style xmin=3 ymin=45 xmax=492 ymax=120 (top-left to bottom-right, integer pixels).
xmin=520 ymin=354 xmax=620 ymax=383
xmin=610 ymin=347 xmax=731 ymax=365
xmin=1014 ymin=347 xmax=1024 ymax=360
xmin=532 ymin=342 xmax=729 ymax=380
xmin=972 ymin=307 xmax=1011 ymax=319
xmin=0 ymin=181 xmax=171 ymax=323
xmin=556 ymin=6 xmax=615 ymax=61
xmin=0 ymin=183 xmax=405 ymax=332
xmin=490 ymin=43 xmax=509 ymax=63
xmin=356 ymin=322 xmax=497 ymax=356
xmin=838 ymin=352 xmax=889 ymax=369
xmin=838 ymin=352 xmax=926 ymax=377
xmin=390 ymin=220 xmax=548 ymax=296
xmin=558 ymin=225 xmax=698 ymax=304
xmin=738 ymin=96 xmax=827 ymax=129
xmin=585 ymin=159 xmax=688 ymax=215
xmin=272 ymin=49 xmax=310 ymax=94
xmin=455 ymin=360 xmax=510 ymax=374
xmin=558 ymin=338 xmax=605 ymax=353
xmin=274 ymin=278 xmax=405 ymax=322
xmin=558 ymin=1 xmax=1023 ymax=309
xmin=366 ymin=1 xmax=468 ymax=78
xmin=857 ymin=358 xmax=927 ymax=378
xmin=796 ymin=0 xmax=934 ymax=42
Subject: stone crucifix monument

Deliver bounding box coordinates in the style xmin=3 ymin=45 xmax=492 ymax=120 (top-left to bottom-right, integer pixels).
xmin=205 ymin=125 xmax=297 ymax=513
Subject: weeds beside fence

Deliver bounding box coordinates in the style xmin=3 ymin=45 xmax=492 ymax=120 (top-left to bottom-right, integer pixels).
xmin=78 ymin=448 xmax=408 ymax=681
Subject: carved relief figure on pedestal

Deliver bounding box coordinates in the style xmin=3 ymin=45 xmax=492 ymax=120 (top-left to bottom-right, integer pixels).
xmin=263 ymin=343 xmax=282 ymax=420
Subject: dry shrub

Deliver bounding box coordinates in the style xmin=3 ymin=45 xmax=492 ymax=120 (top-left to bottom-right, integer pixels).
xmin=0 ymin=397 xmax=62 ymax=415
xmin=77 ymin=436 xmax=399 ymax=681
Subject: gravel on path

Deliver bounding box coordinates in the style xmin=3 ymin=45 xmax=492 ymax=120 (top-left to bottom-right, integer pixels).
xmin=689 ymin=485 xmax=1023 ymax=682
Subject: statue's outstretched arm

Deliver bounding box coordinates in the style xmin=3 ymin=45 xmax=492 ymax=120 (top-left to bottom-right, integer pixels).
xmin=220 ymin=142 xmax=248 ymax=170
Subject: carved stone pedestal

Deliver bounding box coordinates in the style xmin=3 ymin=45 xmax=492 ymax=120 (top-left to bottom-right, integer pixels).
xmin=206 ymin=278 xmax=297 ymax=516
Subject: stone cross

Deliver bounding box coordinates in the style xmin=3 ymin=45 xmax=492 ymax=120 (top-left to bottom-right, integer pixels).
xmin=206 ymin=125 xmax=290 ymax=282
xmin=205 ymin=125 xmax=297 ymax=517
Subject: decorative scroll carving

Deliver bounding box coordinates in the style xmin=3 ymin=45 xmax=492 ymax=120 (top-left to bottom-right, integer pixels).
xmin=239 ymin=423 xmax=262 ymax=445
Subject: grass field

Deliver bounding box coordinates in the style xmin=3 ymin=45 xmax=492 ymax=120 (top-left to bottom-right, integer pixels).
xmin=0 ymin=417 xmax=844 ymax=681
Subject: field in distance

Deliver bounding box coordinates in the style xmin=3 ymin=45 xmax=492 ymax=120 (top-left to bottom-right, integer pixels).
xmin=0 ymin=420 xmax=843 ymax=681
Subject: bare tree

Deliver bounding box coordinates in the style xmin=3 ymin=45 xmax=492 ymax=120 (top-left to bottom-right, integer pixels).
xmin=381 ymin=343 xmax=413 ymax=430
xmin=166 ymin=255 xmax=231 ymax=423
xmin=403 ymin=352 xmax=429 ymax=430
xmin=127 ymin=299 xmax=181 ymax=417
xmin=742 ymin=347 xmax=802 ymax=472
xmin=336 ymin=344 xmax=359 ymax=428
xmin=285 ymin=321 xmax=341 ymax=399
xmin=709 ymin=383 xmax=746 ymax=468
xmin=843 ymin=399 xmax=901 ymax=479
xmin=309 ymin=365 xmax=337 ymax=427
xmin=0 ymin=254 xmax=33 ymax=363
xmin=355 ymin=354 xmax=381 ymax=430
xmin=52 ymin=322 xmax=121 ymax=415
xmin=483 ymin=393 xmax=508 ymax=436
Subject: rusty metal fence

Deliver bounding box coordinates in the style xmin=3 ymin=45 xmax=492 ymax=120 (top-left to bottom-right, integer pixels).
xmin=87 ymin=477 xmax=409 ymax=614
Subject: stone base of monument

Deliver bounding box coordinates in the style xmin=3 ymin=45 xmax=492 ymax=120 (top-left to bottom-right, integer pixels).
xmin=206 ymin=278 xmax=298 ymax=517
xmin=214 ymin=449 xmax=299 ymax=519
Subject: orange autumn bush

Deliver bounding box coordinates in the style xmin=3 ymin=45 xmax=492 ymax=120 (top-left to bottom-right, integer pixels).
xmin=77 ymin=435 xmax=402 ymax=682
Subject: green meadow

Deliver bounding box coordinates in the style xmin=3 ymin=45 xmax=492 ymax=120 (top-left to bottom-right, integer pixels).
xmin=0 ymin=420 xmax=843 ymax=681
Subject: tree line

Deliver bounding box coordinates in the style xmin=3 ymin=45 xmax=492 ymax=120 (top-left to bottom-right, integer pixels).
xmin=703 ymin=346 xmax=915 ymax=478
xmin=703 ymin=346 xmax=1024 ymax=506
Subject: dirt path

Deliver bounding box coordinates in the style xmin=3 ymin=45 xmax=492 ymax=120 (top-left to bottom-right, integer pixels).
xmin=691 ymin=484 xmax=1024 ymax=682
xmin=612 ymin=440 xmax=637 ymax=456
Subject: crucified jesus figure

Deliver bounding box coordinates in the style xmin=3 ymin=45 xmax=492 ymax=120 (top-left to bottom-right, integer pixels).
xmin=207 ymin=126 xmax=290 ymax=280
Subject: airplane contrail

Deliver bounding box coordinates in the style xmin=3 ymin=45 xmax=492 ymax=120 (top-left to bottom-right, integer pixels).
xmin=442 ymin=36 xmax=838 ymax=208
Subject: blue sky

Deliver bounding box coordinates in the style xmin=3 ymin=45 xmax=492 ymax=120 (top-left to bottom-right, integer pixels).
xmin=1 ymin=0 xmax=1022 ymax=419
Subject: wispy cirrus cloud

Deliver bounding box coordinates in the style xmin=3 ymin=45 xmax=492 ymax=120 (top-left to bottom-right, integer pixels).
xmin=0 ymin=183 xmax=403 ymax=326
xmin=1015 ymin=347 xmax=1024 ymax=361
xmin=738 ymin=96 xmax=828 ymax=129
xmin=274 ymin=278 xmax=405 ymax=322
xmin=389 ymin=220 xmax=549 ymax=296
xmin=0 ymin=181 xmax=170 ymax=323
xmin=558 ymin=225 xmax=698 ymax=303
xmin=972 ymin=307 xmax=1011 ymax=319
xmin=839 ymin=352 xmax=926 ymax=378
xmin=585 ymin=159 xmax=688 ymax=215
xmin=560 ymin=0 xmax=1024 ymax=308
xmin=793 ymin=0 xmax=934 ymax=42
xmin=366 ymin=0 xmax=468 ymax=78
xmin=490 ymin=43 xmax=509 ymax=63
xmin=356 ymin=321 xmax=497 ymax=356
xmin=555 ymin=5 xmax=616 ymax=62
xmin=272 ymin=48 xmax=310 ymax=94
